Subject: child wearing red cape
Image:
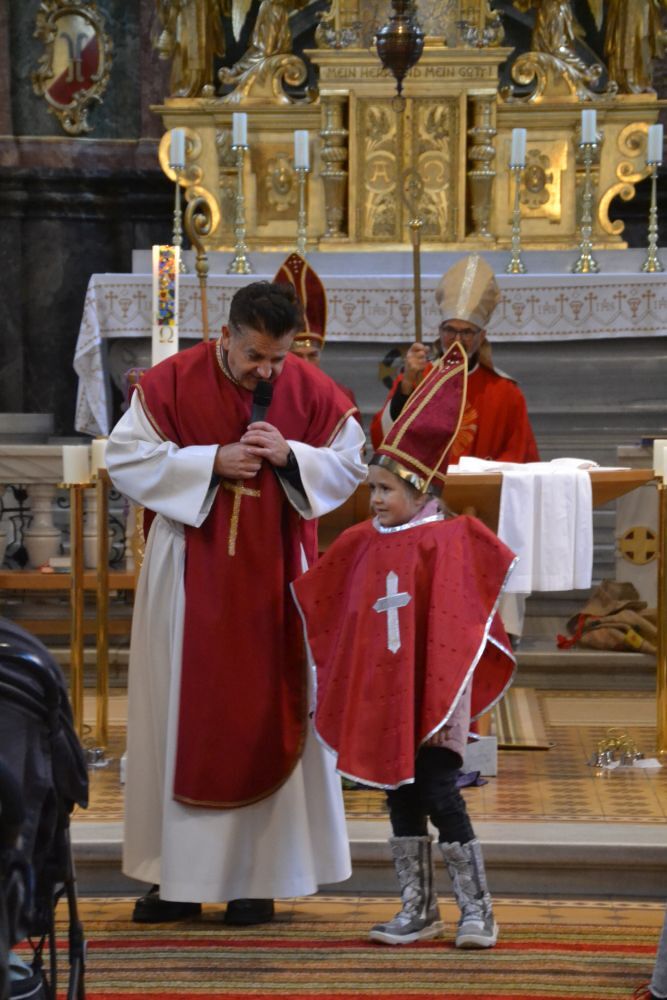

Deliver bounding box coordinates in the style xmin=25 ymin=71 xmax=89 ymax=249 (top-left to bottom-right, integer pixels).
xmin=292 ymin=343 xmax=517 ymax=948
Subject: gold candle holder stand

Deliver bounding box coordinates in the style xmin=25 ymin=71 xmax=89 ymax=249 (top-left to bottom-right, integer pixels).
xmin=657 ymin=481 xmax=667 ymax=756
xmin=505 ymin=163 xmax=526 ymax=275
xmin=572 ymin=141 xmax=600 ymax=274
xmin=63 ymin=480 xmax=93 ymax=738
xmin=295 ymin=166 xmax=309 ymax=256
xmin=227 ymin=143 xmax=253 ymax=275
xmin=641 ymin=162 xmax=664 ymax=274
xmin=94 ymin=468 xmax=110 ymax=753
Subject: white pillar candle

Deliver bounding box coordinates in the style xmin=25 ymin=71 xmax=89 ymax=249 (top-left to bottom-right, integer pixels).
xmin=294 ymin=130 xmax=310 ymax=170
xmin=232 ymin=112 xmax=247 ymax=147
xmin=91 ymin=437 xmax=108 ymax=472
xmin=63 ymin=445 xmax=91 ymax=484
xmin=169 ymin=128 xmax=186 ymax=169
xmin=653 ymin=438 xmax=667 ymax=475
xmin=510 ymin=128 xmax=526 ymax=168
xmin=648 ymin=123 xmax=664 ymax=165
xmin=581 ymin=109 xmax=597 ymax=144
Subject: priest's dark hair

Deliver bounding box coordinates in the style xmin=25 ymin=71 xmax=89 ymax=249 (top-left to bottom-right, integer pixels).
xmin=229 ymin=281 xmax=304 ymax=339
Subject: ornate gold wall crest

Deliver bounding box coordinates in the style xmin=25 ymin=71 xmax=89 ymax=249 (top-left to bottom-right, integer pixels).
xmin=32 ymin=0 xmax=112 ymax=135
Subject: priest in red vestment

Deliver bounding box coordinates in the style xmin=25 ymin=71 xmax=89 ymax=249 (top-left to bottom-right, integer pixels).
xmin=106 ymin=281 xmax=366 ymax=926
xmin=370 ymin=255 xmax=539 ymax=464
xmin=292 ymin=342 xmax=516 ymax=951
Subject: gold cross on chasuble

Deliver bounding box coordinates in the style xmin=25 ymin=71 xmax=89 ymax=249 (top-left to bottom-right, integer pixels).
xmin=222 ymin=480 xmax=261 ymax=556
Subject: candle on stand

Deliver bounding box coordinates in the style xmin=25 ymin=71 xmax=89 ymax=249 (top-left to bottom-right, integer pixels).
xmin=510 ymin=128 xmax=527 ymax=168
xmin=169 ymin=128 xmax=186 ymax=170
xmin=654 ymin=438 xmax=667 ymax=476
xmin=91 ymin=438 xmax=108 ymax=473
xmin=294 ymin=130 xmax=310 ymax=170
xmin=581 ymin=109 xmax=597 ymax=145
xmin=648 ymin=123 xmax=664 ymax=165
xmin=63 ymin=445 xmax=91 ymax=485
xmin=232 ymin=112 xmax=248 ymax=147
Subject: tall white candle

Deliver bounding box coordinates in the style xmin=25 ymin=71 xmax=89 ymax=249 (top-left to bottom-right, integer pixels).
xmin=63 ymin=445 xmax=91 ymax=484
xmin=510 ymin=128 xmax=526 ymax=167
xmin=581 ymin=109 xmax=597 ymax=145
xmin=169 ymin=128 xmax=186 ymax=169
xmin=653 ymin=438 xmax=667 ymax=475
xmin=91 ymin=437 xmax=108 ymax=472
xmin=648 ymin=123 xmax=664 ymax=165
xmin=232 ymin=112 xmax=247 ymax=147
xmin=294 ymin=130 xmax=310 ymax=170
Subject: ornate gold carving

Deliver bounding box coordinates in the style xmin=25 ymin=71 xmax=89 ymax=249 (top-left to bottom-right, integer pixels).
xmin=216 ymin=128 xmax=238 ymax=235
xmin=466 ymin=93 xmax=496 ymax=239
xmin=605 ymin=0 xmax=667 ymax=95
xmin=32 ymin=0 xmax=113 ymax=135
xmin=218 ymin=0 xmax=311 ymax=105
xmin=265 ymin=155 xmax=298 ymax=212
xmin=598 ymin=123 xmax=652 ymax=237
xmin=155 ymin=0 xmax=226 ymax=98
xmin=504 ymin=0 xmax=616 ymax=102
xmin=320 ymin=96 xmax=349 ymax=238
xmin=516 ymin=141 xmax=566 ymax=221
xmin=361 ymin=103 xmax=400 ymax=240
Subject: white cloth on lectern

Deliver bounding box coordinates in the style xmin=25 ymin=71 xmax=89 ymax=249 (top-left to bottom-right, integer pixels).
xmin=453 ymin=456 xmax=596 ymax=593
xmin=107 ymin=392 xmax=366 ymax=902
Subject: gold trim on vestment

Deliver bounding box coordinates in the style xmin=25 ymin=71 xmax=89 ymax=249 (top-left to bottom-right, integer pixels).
xmin=136 ymin=384 xmax=168 ymax=442
xmin=216 ymin=337 xmax=243 ymax=386
xmin=325 ymin=405 xmax=358 ymax=447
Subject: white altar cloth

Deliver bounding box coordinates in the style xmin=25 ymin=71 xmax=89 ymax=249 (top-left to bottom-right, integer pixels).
xmin=74 ymin=250 xmax=667 ymax=435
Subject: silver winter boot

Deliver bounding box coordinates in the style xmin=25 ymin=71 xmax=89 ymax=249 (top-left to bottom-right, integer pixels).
xmin=439 ymin=839 xmax=498 ymax=948
xmin=369 ymin=836 xmax=444 ymax=945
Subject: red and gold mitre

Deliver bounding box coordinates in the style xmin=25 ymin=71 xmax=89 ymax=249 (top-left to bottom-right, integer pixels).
xmin=273 ymin=252 xmax=327 ymax=348
xmin=372 ymin=342 xmax=467 ymax=494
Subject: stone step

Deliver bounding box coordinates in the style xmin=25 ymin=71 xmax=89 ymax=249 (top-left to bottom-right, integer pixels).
xmin=72 ymin=818 xmax=667 ymax=900
xmin=515 ymin=637 xmax=655 ymax=690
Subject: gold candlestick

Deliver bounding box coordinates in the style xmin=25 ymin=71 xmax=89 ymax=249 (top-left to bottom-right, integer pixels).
xmin=657 ymin=480 xmax=667 ymax=756
xmin=572 ymin=141 xmax=600 ymax=274
xmin=227 ymin=144 xmax=253 ymax=275
xmin=505 ymin=164 xmax=526 ymax=274
xmin=641 ymin=163 xmax=664 ymax=273
xmin=295 ymin=166 xmax=309 ymax=256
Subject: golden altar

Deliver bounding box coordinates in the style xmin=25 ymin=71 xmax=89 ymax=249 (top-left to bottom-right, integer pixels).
xmin=151 ymin=0 xmax=664 ymax=254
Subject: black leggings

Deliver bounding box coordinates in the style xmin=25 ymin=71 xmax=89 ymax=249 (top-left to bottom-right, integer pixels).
xmin=385 ymin=746 xmax=474 ymax=845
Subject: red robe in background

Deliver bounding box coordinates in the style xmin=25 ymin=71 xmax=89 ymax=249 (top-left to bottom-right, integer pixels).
xmin=292 ymin=513 xmax=516 ymax=789
xmin=370 ymin=363 xmax=539 ymax=464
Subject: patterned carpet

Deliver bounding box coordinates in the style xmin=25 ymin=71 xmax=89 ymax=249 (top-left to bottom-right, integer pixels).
xmin=38 ymin=898 xmax=660 ymax=999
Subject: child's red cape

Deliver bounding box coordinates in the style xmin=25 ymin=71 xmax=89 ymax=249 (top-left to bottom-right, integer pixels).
xmin=292 ymin=513 xmax=516 ymax=788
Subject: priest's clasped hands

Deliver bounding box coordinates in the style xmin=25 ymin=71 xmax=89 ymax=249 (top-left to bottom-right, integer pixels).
xmin=213 ymin=421 xmax=291 ymax=480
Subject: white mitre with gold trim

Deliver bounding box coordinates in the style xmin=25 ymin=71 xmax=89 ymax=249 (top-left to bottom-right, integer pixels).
xmin=434 ymin=254 xmax=500 ymax=330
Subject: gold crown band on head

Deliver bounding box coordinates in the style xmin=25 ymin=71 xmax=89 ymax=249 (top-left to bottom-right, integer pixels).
xmin=435 ymin=254 xmax=501 ymax=331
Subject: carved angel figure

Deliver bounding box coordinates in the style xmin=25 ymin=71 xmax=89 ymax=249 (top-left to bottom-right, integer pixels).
xmin=531 ymin=0 xmax=588 ymax=73
xmin=605 ymin=0 xmax=667 ymax=93
xmin=219 ymin=0 xmax=294 ymax=85
xmin=156 ymin=0 xmax=227 ymax=97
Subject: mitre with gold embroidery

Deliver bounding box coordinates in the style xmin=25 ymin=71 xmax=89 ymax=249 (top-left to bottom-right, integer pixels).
xmin=273 ymin=252 xmax=327 ymax=349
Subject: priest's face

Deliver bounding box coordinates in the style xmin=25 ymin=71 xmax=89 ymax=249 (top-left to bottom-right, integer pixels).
xmin=222 ymin=324 xmax=294 ymax=391
xmin=438 ymin=319 xmax=485 ymax=360
xmin=368 ymin=465 xmax=427 ymax=528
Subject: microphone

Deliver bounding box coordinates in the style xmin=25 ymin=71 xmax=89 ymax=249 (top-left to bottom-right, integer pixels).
xmin=249 ymin=380 xmax=273 ymax=425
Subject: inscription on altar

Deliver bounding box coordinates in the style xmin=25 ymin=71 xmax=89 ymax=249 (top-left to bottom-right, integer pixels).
xmin=323 ymin=64 xmax=495 ymax=82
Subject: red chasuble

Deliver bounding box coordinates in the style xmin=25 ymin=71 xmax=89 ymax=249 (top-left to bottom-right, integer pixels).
xmin=370 ymin=364 xmax=539 ymax=463
xmin=292 ymin=514 xmax=516 ymax=789
xmin=137 ymin=341 xmax=356 ymax=808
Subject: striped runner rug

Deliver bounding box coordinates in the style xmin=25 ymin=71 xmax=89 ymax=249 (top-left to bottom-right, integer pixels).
xmin=39 ymin=901 xmax=656 ymax=999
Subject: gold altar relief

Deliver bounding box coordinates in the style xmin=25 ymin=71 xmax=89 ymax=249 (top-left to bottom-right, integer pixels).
xmin=513 ymin=140 xmax=567 ymax=222
xmin=357 ymin=98 xmax=457 ymax=244
xmin=598 ymin=123 xmax=653 ymax=238
xmin=215 ymin=128 xmax=237 ymax=237
xmin=32 ymin=0 xmax=113 ymax=135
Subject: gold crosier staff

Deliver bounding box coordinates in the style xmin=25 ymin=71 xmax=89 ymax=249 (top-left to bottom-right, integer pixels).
xmin=183 ymin=190 xmax=219 ymax=343
xmin=403 ymin=168 xmax=425 ymax=345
